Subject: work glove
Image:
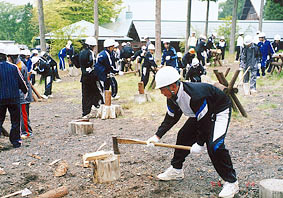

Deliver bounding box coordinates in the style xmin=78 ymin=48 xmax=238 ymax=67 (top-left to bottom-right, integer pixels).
xmin=190 ymin=143 xmax=205 ymax=154
xmin=166 ymin=56 xmax=171 ymax=61
xmin=267 ymin=55 xmax=270 ymax=60
xmin=30 ymin=70 xmax=37 ymax=75
xmin=24 ymin=92 xmax=28 ymax=99
xmin=119 ymin=71 xmax=124 ymax=76
xmin=146 ymin=135 xmax=160 ymax=147
xmin=257 ymin=63 xmax=261 ymax=69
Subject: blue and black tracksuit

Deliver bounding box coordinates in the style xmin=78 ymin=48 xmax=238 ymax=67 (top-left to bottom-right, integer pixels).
xmin=0 ymin=60 xmax=28 ymax=147
xmin=141 ymin=51 xmax=157 ymax=88
xmin=58 ymin=47 xmax=67 ymax=70
xmin=155 ymin=82 xmax=237 ymax=183
xmin=161 ymin=47 xmax=178 ymax=68
xmin=257 ymin=40 xmax=275 ymax=76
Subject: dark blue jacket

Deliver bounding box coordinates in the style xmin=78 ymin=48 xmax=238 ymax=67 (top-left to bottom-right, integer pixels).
xmin=0 ymin=60 xmax=28 ymax=105
xmin=161 ymin=47 xmax=178 ymax=68
xmin=58 ymin=47 xmax=67 ymax=58
xmin=258 ymin=40 xmax=275 ymax=66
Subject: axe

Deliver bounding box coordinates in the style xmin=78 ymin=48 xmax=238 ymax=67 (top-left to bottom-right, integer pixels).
xmin=112 ymin=137 xmax=191 ymax=154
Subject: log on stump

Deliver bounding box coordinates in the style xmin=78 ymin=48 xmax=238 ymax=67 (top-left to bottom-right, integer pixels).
xmin=37 ymin=186 xmax=69 ymax=198
xmin=83 ymin=151 xmax=114 ymax=168
xmin=93 ymin=154 xmax=120 ymax=183
xmin=69 ymin=120 xmax=94 ymax=135
xmin=134 ymin=93 xmax=152 ymax=104
xmin=259 ymin=179 xmax=283 ymax=198
xmin=92 ymin=105 xmax=123 ymax=120
xmin=105 ymin=90 xmax=112 ymax=106
xmin=138 ymin=82 xmax=145 ymax=94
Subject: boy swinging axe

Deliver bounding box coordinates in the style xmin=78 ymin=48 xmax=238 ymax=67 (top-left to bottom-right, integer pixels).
xmin=146 ymin=66 xmax=239 ymax=198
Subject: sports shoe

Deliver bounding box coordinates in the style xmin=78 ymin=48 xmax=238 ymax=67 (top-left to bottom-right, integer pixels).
xmin=219 ymin=181 xmax=239 ymax=198
xmin=112 ymin=95 xmax=120 ymax=100
xmin=157 ymin=166 xmax=184 ymax=181
xmin=55 ymin=79 xmax=62 ymax=83
xmin=48 ymin=95 xmax=54 ymax=98
xmin=21 ymin=133 xmax=33 ymax=139
xmin=250 ymin=89 xmax=257 ymax=93
xmin=12 ymin=140 xmax=22 ymax=148
xmin=41 ymin=95 xmax=48 ymax=99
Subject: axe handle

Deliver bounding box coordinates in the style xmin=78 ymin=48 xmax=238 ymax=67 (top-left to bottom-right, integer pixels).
xmin=117 ymin=138 xmax=191 ymax=151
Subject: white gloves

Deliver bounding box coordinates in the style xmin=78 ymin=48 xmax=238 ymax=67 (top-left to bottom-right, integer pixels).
xmin=190 ymin=143 xmax=205 ymax=154
xmin=257 ymin=63 xmax=261 ymax=69
xmin=24 ymin=92 xmax=28 ymax=99
xmin=86 ymin=67 xmax=93 ymax=73
xmin=30 ymin=70 xmax=37 ymax=75
xmin=165 ymin=56 xmax=171 ymax=61
xmin=146 ymin=135 xmax=160 ymax=147
xmin=118 ymin=71 xmax=124 ymax=76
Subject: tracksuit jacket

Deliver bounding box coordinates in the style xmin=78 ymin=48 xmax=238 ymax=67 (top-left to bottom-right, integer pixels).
xmin=58 ymin=47 xmax=67 ymax=70
xmin=257 ymin=40 xmax=275 ymax=67
xmin=161 ymin=47 xmax=178 ymax=68
xmin=141 ymin=51 xmax=157 ymax=88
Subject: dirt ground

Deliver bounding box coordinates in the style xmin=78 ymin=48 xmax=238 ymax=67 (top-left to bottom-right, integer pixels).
xmin=0 ymin=62 xmax=282 ymax=198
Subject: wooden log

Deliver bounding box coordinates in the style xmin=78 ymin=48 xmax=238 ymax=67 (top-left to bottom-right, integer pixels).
xmin=134 ymin=93 xmax=152 ymax=104
xmin=69 ymin=120 xmax=94 ymax=135
xmin=1 ymin=126 xmax=9 ymax=137
xmin=224 ymin=68 xmax=231 ymax=77
xmin=83 ymin=151 xmax=114 ymax=168
xmin=32 ymin=92 xmax=38 ymax=102
xmin=93 ymin=155 xmax=120 ymax=183
xmin=138 ymin=82 xmax=145 ymax=94
xmin=37 ymin=186 xmax=69 ymax=198
xmin=230 ymin=92 xmax=247 ymax=117
xmin=54 ymin=160 xmax=68 ymax=177
xmin=105 ymin=90 xmax=111 ymax=106
xmin=31 ymin=84 xmax=43 ymax=99
xmin=259 ymin=179 xmax=283 ymax=198
xmin=218 ymin=72 xmax=229 ymax=87
xmin=228 ymin=70 xmax=240 ymax=91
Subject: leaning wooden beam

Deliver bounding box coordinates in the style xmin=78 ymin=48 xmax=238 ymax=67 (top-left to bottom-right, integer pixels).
xmin=228 ymin=70 xmax=240 ymax=91
xmin=230 ymin=92 xmax=247 ymax=117
xmin=37 ymin=186 xmax=68 ymax=198
xmin=224 ymin=68 xmax=231 ymax=77
xmin=31 ymin=84 xmax=43 ymax=99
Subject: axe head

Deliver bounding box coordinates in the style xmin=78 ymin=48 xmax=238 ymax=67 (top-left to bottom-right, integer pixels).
xmin=112 ymin=136 xmax=120 ymax=155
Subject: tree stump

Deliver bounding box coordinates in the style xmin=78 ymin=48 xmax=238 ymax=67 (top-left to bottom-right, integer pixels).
xmin=69 ymin=120 xmax=94 ymax=135
xmin=259 ymin=179 xmax=283 ymax=198
xmin=93 ymin=154 xmax=120 ymax=183
xmin=134 ymin=82 xmax=152 ymax=104
xmin=82 ymin=151 xmax=114 ymax=168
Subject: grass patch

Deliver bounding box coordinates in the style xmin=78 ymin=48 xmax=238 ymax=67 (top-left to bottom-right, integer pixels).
xmin=257 ymin=103 xmax=278 ymax=110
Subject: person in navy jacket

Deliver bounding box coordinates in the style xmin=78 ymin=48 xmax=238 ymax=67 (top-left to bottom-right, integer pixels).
xmin=0 ymin=44 xmax=28 ymax=148
xmin=58 ymin=44 xmax=70 ymax=71
xmin=161 ymin=40 xmax=178 ymax=69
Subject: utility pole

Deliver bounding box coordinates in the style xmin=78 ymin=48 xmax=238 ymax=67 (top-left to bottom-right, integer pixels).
xmin=204 ymin=0 xmax=210 ymax=37
xmin=155 ymin=0 xmax=161 ymax=62
xmin=185 ymin=0 xmax=192 ymax=53
xmin=229 ymin=0 xmax=238 ymax=54
xmin=37 ymin=0 xmax=46 ymax=51
xmin=94 ymin=0 xmax=99 ymax=54
xmin=258 ymin=0 xmax=264 ymax=31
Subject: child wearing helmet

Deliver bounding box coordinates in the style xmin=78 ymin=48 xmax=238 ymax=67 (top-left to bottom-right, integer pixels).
xmin=217 ymin=36 xmax=227 ymax=60
xmin=186 ymin=58 xmax=205 ymax=82
xmin=182 ymin=48 xmax=196 ymax=78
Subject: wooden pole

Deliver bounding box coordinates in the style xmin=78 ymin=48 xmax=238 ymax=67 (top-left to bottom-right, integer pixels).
xmin=155 ymin=0 xmax=162 ymax=62
xmin=229 ymin=0 xmax=238 ymax=54
xmin=204 ymin=0 xmax=210 ymax=37
xmin=105 ymin=91 xmax=112 ymax=106
xmin=224 ymin=68 xmax=231 ymax=77
xmin=258 ymin=0 xmax=264 ymax=32
xmin=185 ymin=0 xmax=192 ymax=53
xmin=94 ymin=0 xmax=99 ymax=54
xmin=37 ymin=0 xmax=46 ymax=51
xmin=228 ymin=70 xmax=240 ymax=91
xmin=138 ymin=82 xmax=145 ymax=94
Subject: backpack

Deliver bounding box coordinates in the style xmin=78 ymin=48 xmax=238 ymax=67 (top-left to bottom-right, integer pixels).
xmin=72 ymin=53 xmax=80 ymax=68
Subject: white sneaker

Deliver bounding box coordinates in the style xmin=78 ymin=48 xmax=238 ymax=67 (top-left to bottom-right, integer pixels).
xmin=157 ymin=166 xmax=184 ymax=181
xmin=112 ymin=95 xmax=120 ymax=100
xmin=48 ymin=95 xmax=54 ymax=98
xmin=219 ymin=181 xmax=239 ymax=198
xmin=41 ymin=95 xmax=48 ymax=99
xmin=55 ymin=79 xmax=62 ymax=83
xmin=250 ymin=89 xmax=257 ymax=93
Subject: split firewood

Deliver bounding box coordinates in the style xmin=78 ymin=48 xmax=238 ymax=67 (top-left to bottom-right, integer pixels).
xmin=83 ymin=151 xmax=113 ymax=168
xmin=54 ymin=160 xmax=68 ymax=177
xmin=36 ymin=186 xmax=68 ymax=198
xmin=0 ymin=167 xmax=6 ymax=175
xmin=49 ymin=159 xmax=61 ymax=166
xmin=29 ymin=154 xmax=41 ymax=160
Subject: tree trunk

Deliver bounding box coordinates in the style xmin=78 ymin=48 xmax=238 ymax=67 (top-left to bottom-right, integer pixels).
xmin=94 ymin=0 xmax=99 ymax=54
xmin=37 ymin=0 xmax=46 ymax=51
xmin=229 ymin=0 xmax=238 ymax=54
xmin=258 ymin=0 xmax=264 ymax=31
xmin=155 ymin=0 xmax=161 ymax=62
xmin=204 ymin=0 xmax=210 ymax=37
xmin=185 ymin=0 xmax=192 ymax=53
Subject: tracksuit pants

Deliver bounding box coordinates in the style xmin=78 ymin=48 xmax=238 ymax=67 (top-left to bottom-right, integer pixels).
xmin=44 ymin=75 xmax=53 ymax=96
xmin=235 ymin=46 xmax=241 ymax=61
xmin=197 ymin=52 xmax=205 ymax=66
xmin=20 ymin=104 xmax=32 ymax=136
xmin=0 ymin=104 xmax=21 ymax=146
xmin=171 ymin=108 xmax=237 ymax=183
xmin=141 ymin=65 xmax=150 ymax=88
xmin=59 ymin=56 xmax=65 ymax=70
xmin=243 ymin=66 xmax=257 ymax=90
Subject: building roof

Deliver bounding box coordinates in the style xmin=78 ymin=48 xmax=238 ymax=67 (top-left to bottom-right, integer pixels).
xmin=41 ymin=20 xmax=132 ymax=41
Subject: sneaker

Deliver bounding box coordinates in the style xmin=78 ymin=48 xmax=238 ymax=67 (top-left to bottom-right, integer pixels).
xmin=82 ymin=113 xmax=93 ymax=119
xmin=41 ymin=95 xmax=48 ymax=99
xmin=21 ymin=133 xmax=33 ymax=139
xmin=112 ymin=95 xmax=120 ymax=100
xmin=55 ymin=79 xmax=62 ymax=83
xmin=12 ymin=140 xmax=22 ymax=148
xmin=48 ymin=95 xmax=54 ymax=98
xmin=250 ymin=89 xmax=257 ymax=93
xmin=157 ymin=166 xmax=184 ymax=181
xmin=219 ymin=181 xmax=239 ymax=198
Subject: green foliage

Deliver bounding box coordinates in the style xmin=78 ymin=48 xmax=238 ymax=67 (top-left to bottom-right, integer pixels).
xmin=179 ymin=40 xmax=186 ymax=53
xmin=0 ymin=2 xmax=37 ymax=47
xmin=264 ymin=0 xmax=283 ymax=20
xmin=218 ymin=0 xmax=245 ymax=20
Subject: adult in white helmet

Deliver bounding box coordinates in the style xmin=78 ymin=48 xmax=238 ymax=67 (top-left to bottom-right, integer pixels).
xmin=6 ymin=45 xmax=21 ymax=65
xmin=217 ymin=36 xmax=227 ymax=60
xmin=144 ymin=35 xmax=151 ymax=51
xmin=131 ymin=45 xmax=147 ymax=76
xmin=272 ymin=34 xmax=281 ymax=53
xmin=79 ymin=37 xmax=102 ymax=118
xmin=236 ymin=32 xmax=244 ymax=61
xmin=161 ymin=39 xmax=178 ymax=70
xmin=195 ymin=35 xmax=207 ymax=66
xmin=240 ymin=35 xmax=261 ymax=95
xmin=185 ymin=58 xmax=205 ymax=82
xmin=258 ymin=32 xmax=275 ymax=76
xmin=140 ymin=43 xmax=158 ymax=88
xmin=188 ymin=31 xmax=197 ymax=49
xmin=146 ymin=66 xmax=239 ymax=198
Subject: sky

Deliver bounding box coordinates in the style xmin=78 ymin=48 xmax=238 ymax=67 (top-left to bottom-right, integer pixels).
xmin=0 ymin=0 xmax=33 ymax=5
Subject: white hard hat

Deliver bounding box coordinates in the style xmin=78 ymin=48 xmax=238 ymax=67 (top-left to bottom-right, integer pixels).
xmin=0 ymin=43 xmax=5 ymax=54
xmin=31 ymin=49 xmax=39 ymax=54
xmin=191 ymin=58 xmax=199 ymax=66
xmin=191 ymin=31 xmax=196 ymax=34
xmin=121 ymin=42 xmax=126 ymax=47
xmin=20 ymin=49 xmax=26 ymax=55
xmin=148 ymin=44 xmax=155 ymax=50
xmin=244 ymin=35 xmax=253 ymax=45
xmin=141 ymin=45 xmax=146 ymax=50
xmin=85 ymin=37 xmax=97 ymax=46
xmin=25 ymin=50 xmax=31 ymax=56
xmin=177 ymin=52 xmax=182 ymax=58
xmin=274 ymin=34 xmax=281 ymax=40
xmin=31 ymin=56 xmax=40 ymax=64
xmin=258 ymin=32 xmax=265 ymax=38
xmin=67 ymin=40 xmax=72 ymax=45
xmin=220 ymin=36 xmax=225 ymax=40
xmin=104 ymin=39 xmax=116 ymax=48
xmin=256 ymin=31 xmax=260 ymax=34
xmin=40 ymin=51 xmax=47 ymax=57
xmin=239 ymin=32 xmax=244 ymax=35
xmin=6 ymin=45 xmax=21 ymax=55
xmin=163 ymin=39 xmax=171 ymax=44
xmin=155 ymin=66 xmax=180 ymax=89
xmin=200 ymin=35 xmax=207 ymax=40
xmin=212 ymin=32 xmax=217 ymax=37
xmin=114 ymin=42 xmax=119 ymax=48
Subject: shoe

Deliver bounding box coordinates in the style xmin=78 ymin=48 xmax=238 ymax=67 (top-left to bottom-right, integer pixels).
xmin=219 ymin=181 xmax=239 ymax=198
xmin=12 ymin=140 xmax=22 ymax=148
xmin=55 ymin=79 xmax=62 ymax=83
xmin=112 ymin=95 xmax=120 ymax=100
xmin=82 ymin=113 xmax=93 ymax=119
xmin=41 ymin=95 xmax=48 ymax=99
xmin=250 ymin=89 xmax=257 ymax=93
xmin=21 ymin=133 xmax=33 ymax=139
xmin=157 ymin=166 xmax=184 ymax=181
xmin=48 ymin=95 xmax=54 ymax=98
xmin=234 ymin=60 xmax=239 ymax=63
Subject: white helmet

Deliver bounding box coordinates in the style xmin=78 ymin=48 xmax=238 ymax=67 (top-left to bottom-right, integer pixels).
xmin=239 ymin=32 xmax=244 ymax=35
xmin=200 ymin=35 xmax=207 ymax=40
xmin=148 ymin=44 xmax=155 ymax=50
xmin=31 ymin=56 xmax=40 ymax=65
xmin=114 ymin=42 xmax=119 ymax=48
xmin=121 ymin=42 xmax=126 ymax=47
xmin=256 ymin=30 xmax=260 ymax=34
xmin=141 ymin=45 xmax=146 ymax=50
xmin=177 ymin=52 xmax=182 ymax=58
xmin=6 ymin=45 xmax=21 ymax=55
xmin=85 ymin=37 xmax=97 ymax=46
xmin=220 ymin=36 xmax=225 ymax=40
xmin=20 ymin=49 xmax=26 ymax=55
xmin=155 ymin=66 xmax=180 ymax=89
xmin=191 ymin=31 xmax=196 ymax=34
xmin=163 ymin=39 xmax=171 ymax=44
xmin=31 ymin=49 xmax=39 ymax=54
xmin=40 ymin=51 xmax=47 ymax=57
xmin=258 ymin=32 xmax=265 ymax=38
xmin=212 ymin=32 xmax=217 ymax=37
xmin=25 ymin=50 xmax=31 ymax=56
xmin=244 ymin=35 xmax=253 ymax=45
xmin=67 ymin=40 xmax=72 ymax=45
xmin=191 ymin=58 xmax=199 ymax=66
xmin=0 ymin=43 xmax=5 ymax=54
xmin=104 ymin=39 xmax=116 ymax=48
xmin=274 ymin=34 xmax=281 ymax=41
